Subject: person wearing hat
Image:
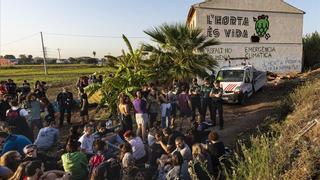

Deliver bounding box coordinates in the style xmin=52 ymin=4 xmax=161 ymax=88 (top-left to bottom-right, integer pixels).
xmin=209 ymin=80 xmax=224 ymax=130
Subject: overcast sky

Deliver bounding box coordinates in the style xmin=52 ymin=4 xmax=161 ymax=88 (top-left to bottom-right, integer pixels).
xmin=0 ymin=0 xmax=319 ymax=59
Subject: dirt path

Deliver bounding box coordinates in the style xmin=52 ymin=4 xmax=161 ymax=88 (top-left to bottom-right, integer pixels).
xmin=210 ymin=82 xmax=294 ymax=148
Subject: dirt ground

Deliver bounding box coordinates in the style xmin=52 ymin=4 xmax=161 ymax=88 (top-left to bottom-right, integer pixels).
xmin=213 ymin=80 xmax=297 ymax=149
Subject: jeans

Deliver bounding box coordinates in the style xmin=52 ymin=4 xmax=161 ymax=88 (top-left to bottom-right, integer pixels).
xmin=160 ymin=103 xmax=171 ymax=128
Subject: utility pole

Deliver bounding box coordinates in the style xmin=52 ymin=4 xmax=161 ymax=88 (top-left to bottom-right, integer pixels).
xmin=57 ymin=48 xmax=61 ymax=60
xmin=40 ymin=32 xmax=48 ymax=75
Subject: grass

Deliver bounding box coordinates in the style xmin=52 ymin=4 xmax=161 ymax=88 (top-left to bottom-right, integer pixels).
xmin=0 ymin=64 xmax=109 ymax=100
xmin=0 ymin=64 xmax=108 ymax=85
xmin=223 ymin=69 xmax=320 ymax=180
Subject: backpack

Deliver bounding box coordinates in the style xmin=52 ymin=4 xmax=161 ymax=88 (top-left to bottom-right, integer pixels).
xmin=6 ymin=108 xmax=33 ymax=141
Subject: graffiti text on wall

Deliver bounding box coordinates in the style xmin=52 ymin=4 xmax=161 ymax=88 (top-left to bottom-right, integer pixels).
xmin=205 ymin=47 xmax=233 ymax=60
xmin=207 ymin=15 xmax=249 ymax=39
xmin=245 ymin=46 xmax=276 ymax=58
xmin=262 ymin=58 xmax=301 ymax=72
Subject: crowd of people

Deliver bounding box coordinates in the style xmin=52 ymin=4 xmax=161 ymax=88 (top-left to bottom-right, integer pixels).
xmin=0 ymin=76 xmax=229 ymax=180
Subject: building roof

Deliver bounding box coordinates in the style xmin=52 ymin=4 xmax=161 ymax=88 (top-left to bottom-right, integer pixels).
xmin=187 ymin=0 xmax=305 ymax=24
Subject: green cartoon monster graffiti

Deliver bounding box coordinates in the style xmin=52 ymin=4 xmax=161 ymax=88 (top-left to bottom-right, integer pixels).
xmin=253 ymin=15 xmax=271 ymax=40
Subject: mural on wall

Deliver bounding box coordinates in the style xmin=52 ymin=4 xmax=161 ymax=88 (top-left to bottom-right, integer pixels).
xmin=252 ymin=15 xmax=271 ymax=42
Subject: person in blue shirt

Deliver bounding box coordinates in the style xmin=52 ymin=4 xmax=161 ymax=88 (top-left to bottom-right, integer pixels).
xmin=0 ymin=131 xmax=32 ymax=156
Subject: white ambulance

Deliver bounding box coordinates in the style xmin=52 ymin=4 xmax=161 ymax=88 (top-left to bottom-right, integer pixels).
xmin=216 ymin=64 xmax=267 ymax=104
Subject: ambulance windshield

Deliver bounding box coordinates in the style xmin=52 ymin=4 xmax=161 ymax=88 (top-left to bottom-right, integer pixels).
xmin=217 ymin=70 xmax=244 ymax=82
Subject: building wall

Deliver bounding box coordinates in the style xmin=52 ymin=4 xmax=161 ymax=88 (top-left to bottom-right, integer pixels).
xmin=191 ymin=2 xmax=304 ymax=73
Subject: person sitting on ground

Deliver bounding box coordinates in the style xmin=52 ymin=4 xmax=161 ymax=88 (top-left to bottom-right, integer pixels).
xmin=6 ymin=100 xmax=34 ymax=141
xmin=172 ymin=136 xmax=192 ymax=162
xmin=204 ymin=130 xmax=226 ymax=177
xmin=0 ymin=165 xmax=14 ymax=179
xmin=149 ymin=130 xmax=165 ymax=167
xmin=191 ymin=115 xmax=215 ymax=143
xmin=34 ymin=119 xmax=59 ymax=152
xmin=188 ymin=143 xmax=214 ymax=180
xmin=22 ymin=144 xmax=58 ymax=171
xmin=119 ymin=142 xmax=134 ymax=169
xmin=78 ymin=123 xmax=95 ymax=156
xmin=0 ymin=150 xmax=21 ymax=172
xmin=8 ymin=161 xmax=30 ymax=180
xmin=93 ymin=122 xmax=122 ymax=157
xmin=25 ymin=160 xmax=71 ymax=180
xmin=0 ymin=131 xmax=32 ymax=156
xmin=89 ymin=139 xmax=109 ymax=174
xmin=158 ymin=151 xmax=190 ymax=180
xmin=61 ymin=139 xmax=88 ymax=180
xmin=158 ymin=127 xmax=184 ymax=154
xmin=90 ymin=159 xmax=121 ymax=180
xmin=123 ymin=130 xmax=146 ymax=165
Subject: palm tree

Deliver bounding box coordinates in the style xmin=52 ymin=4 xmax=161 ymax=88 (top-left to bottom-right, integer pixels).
xmin=143 ymin=23 xmax=219 ymax=83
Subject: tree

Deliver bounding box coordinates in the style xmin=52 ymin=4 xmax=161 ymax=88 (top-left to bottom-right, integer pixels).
xmin=86 ymin=35 xmax=154 ymax=117
xmin=143 ymin=23 xmax=219 ymax=83
xmin=4 ymin=55 xmax=16 ymax=59
xmin=93 ymin=51 xmax=96 ymax=58
xmin=303 ymin=31 xmax=320 ymax=69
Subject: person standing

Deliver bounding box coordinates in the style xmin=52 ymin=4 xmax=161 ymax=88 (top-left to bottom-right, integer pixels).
xmin=26 ymin=93 xmax=43 ymax=134
xmin=189 ymin=78 xmax=202 ymax=122
xmin=56 ymin=87 xmax=73 ymax=127
xmin=132 ymin=91 xmax=149 ymax=142
xmin=119 ymin=96 xmax=133 ymax=135
xmin=0 ymin=95 xmax=11 ymax=121
xmin=147 ymin=88 xmax=159 ymax=128
xmin=209 ymin=80 xmax=224 ymax=129
xmin=79 ymin=88 xmax=89 ymax=125
xmin=177 ymin=86 xmax=192 ymax=131
xmin=159 ymin=87 xmax=171 ymax=128
xmin=5 ymin=79 xmax=17 ymax=97
xmin=201 ymin=78 xmax=214 ymax=123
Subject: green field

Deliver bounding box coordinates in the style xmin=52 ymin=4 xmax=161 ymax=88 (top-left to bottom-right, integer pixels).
xmin=0 ymin=64 xmax=109 ymax=99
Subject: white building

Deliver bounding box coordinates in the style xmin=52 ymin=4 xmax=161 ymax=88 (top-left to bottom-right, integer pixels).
xmin=187 ymin=0 xmax=304 ymax=73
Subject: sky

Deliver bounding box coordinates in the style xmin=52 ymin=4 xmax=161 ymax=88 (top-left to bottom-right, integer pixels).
xmin=0 ymin=0 xmax=319 ymax=59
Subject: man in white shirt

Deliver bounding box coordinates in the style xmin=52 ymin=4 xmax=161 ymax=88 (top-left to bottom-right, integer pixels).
xmin=124 ymin=130 xmax=146 ymax=163
xmin=172 ymin=136 xmax=192 ymax=162
xmin=78 ymin=124 xmax=95 ymax=154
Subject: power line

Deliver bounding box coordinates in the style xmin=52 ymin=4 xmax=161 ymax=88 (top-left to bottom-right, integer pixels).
xmin=0 ymin=32 xmax=39 ymax=47
xmin=44 ymin=32 xmax=148 ymax=39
